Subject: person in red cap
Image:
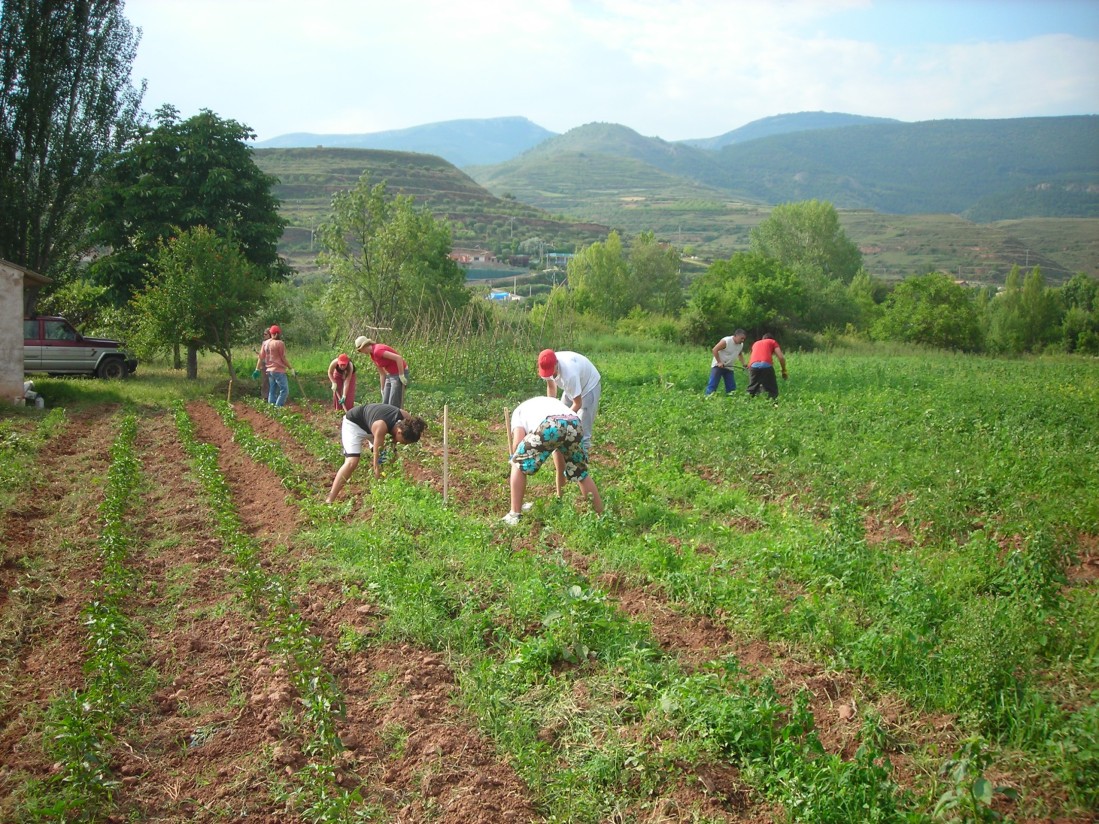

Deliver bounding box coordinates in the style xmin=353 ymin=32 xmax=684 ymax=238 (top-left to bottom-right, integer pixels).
xmin=327 ymin=353 xmax=357 ymax=411
xmin=537 ymin=349 xmax=601 ymax=453
xmin=254 ymin=325 xmax=295 ymax=406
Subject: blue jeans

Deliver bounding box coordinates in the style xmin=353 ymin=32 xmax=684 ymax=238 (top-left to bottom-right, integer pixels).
xmin=705 ymin=366 xmax=737 ymax=395
xmin=268 ymin=371 xmax=289 ymax=406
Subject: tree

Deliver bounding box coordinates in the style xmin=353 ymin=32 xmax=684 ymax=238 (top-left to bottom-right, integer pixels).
xmin=684 ymin=252 xmax=802 ymax=342
xmin=129 ymin=226 xmax=267 ymax=379
xmin=872 ymin=272 xmax=982 ymax=351
xmin=0 ymin=0 xmax=143 ymax=278
xmin=567 ymin=231 xmax=631 ymax=320
xmin=318 ymin=173 xmax=468 ymax=336
xmin=750 ymin=200 xmax=862 ymax=284
xmin=629 ymin=231 xmax=683 ymax=315
xmin=89 ymin=106 xmax=288 ymax=304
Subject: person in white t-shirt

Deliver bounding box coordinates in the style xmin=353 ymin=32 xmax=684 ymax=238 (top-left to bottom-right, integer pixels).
xmin=537 ymin=349 xmax=601 ymax=452
xmin=501 ymin=395 xmax=603 ymax=526
xmin=705 ymin=328 xmax=748 ymax=396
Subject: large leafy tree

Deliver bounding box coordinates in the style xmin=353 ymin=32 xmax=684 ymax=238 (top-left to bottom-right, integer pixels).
xmin=567 ymin=230 xmax=682 ymax=321
xmin=567 ymin=231 xmax=631 ymax=320
xmin=89 ymin=106 xmax=288 ymax=303
xmin=629 ymin=231 xmax=683 ymax=315
xmin=318 ymin=173 xmax=467 ymax=335
xmin=0 ymin=0 xmax=143 ymax=277
xmin=872 ymin=272 xmax=982 ymax=351
xmin=129 ymin=226 xmax=267 ymax=379
xmin=750 ymin=199 xmax=862 ymax=284
xmin=684 ymin=251 xmax=802 ymax=342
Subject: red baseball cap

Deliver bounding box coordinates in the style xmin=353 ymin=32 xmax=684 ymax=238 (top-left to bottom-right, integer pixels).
xmin=537 ymin=349 xmax=557 ymax=378
xmin=336 ymin=353 xmax=350 ymax=367
xmin=269 ymin=324 xmax=281 ymax=335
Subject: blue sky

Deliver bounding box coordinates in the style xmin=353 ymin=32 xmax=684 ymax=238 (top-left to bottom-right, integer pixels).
xmin=123 ymin=0 xmax=1099 ymax=143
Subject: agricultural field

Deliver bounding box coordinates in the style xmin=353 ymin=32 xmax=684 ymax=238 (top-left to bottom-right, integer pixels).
xmin=1 ymin=346 xmax=1096 ymax=823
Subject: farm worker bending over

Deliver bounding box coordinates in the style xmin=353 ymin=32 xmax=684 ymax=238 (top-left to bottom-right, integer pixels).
xmin=502 ymin=395 xmax=603 ymax=526
xmin=355 ymin=336 xmax=410 ymax=409
xmin=325 ymin=403 xmax=426 ymax=504
xmin=746 ymin=333 xmax=788 ymax=401
xmin=706 ymin=328 xmax=748 ymax=396
xmin=328 ymin=353 xmax=357 ymax=412
xmin=254 ymin=325 xmax=295 ymax=407
xmin=538 ymin=349 xmax=601 ymax=454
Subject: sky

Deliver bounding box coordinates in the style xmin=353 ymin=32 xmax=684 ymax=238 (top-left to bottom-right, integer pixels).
xmin=123 ymin=0 xmax=1099 ymax=143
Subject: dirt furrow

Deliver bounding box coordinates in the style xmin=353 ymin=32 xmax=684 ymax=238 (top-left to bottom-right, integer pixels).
xmin=189 ymin=399 xmax=542 ymax=822
xmin=0 ymin=406 xmax=122 ymax=814
xmin=105 ymin=411 xmax=291 ymax=822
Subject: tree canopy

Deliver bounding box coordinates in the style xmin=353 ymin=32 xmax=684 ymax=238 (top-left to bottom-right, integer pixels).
xmin=750 ymin=200 xmax=862 ymax=284
xmin=685 ymin=251 xmax=803 ymax=341
xmin=0 ymin=0 xmax=143 ymax=278
xmin=872 ymin=272 xmax=982 ymax=351
xmin=89 ymin=106 xmax=288 ymax=303
xmin=129 ymin=226 xmax=268 ymax=378
xmin=317 ymin=173 xmax=468 ymax=336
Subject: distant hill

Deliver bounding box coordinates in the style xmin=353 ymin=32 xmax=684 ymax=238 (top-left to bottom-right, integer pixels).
xmin=682 ymin=111 xmax=900 ymax=151
xmin=469 ymin=116 xmax=1099 ymax=220
xmin=251 ymin=147 xmax=608 ymax=275
xmin=255 ymin=116 xmax=557 ymax=167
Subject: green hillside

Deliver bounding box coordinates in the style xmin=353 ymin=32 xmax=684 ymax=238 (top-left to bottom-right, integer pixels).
xmin=714 ymin=116 xmax=1099 ymax=215
xmin=257 ymin=145 xmax=1098 ymax=285
xmin=252 ymin=148 xmax=608 ymax=275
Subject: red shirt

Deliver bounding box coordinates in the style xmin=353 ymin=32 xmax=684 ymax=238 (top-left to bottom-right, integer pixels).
xmin=370 ymin=343 xmax=401 ymax=375
xmin=749 ymin=338 xmax=780 ymax=366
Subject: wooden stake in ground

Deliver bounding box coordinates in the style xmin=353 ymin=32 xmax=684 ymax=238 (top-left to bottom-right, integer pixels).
xmin=443 ymin=403 xmax=449 ymax=506
xmin=292 ymin=370 xmax=307 ymax=403
xmin=226 ymin=378 xmax=233 ymax=405
xmin=503 ymin=407 xmax=511 ymax=457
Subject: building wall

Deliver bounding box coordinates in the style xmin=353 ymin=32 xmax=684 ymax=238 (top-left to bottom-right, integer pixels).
xmin=0 ymin=260 xmax=49 ymax=404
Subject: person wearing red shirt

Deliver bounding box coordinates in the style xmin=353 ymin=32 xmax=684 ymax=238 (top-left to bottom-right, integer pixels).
xmin=746 ymin=334 xmax=788 ymax=400
xmin=355 ymin=336 xmax=410 ymax=408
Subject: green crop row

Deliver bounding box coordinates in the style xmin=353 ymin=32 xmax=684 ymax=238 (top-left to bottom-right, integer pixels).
xmin=172 ymin=403 xmax=372 ymax=822
xmin=26 ymin=414 xmax=145 ymax=821
xmin=0 ymin=408 xmax=66 ymax=510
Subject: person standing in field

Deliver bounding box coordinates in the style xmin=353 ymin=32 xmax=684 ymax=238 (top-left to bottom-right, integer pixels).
xmin=502 ymin=394 xmax=603 ymax=526
xmin=746 ymin=333 xmax=788 ymax=400
xmin=356 ymin=336 xmax=409 ymax=408
xmin=706 ymin=328 xmax=748 ymax=396
xmin=328 ymin=353 xmax=357 ymax=412
xmin=254 ymin=325 xmax=295 ymax=407
xmin=538 ymin=349 xmax=601 ymax=453
xmin=325 ymin=403 xmax=426 ymax=503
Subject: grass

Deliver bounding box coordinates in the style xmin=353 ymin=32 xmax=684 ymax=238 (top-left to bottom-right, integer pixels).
xmin=3 ymin=337 xmax=1097 ymax=820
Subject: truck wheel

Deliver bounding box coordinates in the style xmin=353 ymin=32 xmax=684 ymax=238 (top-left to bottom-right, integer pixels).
xmin=97 ymin=358 xmax=126 ymax=379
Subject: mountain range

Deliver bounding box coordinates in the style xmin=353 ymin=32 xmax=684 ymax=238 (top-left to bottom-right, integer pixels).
xmin=253 ymin=112 xmax=1099 ymax=283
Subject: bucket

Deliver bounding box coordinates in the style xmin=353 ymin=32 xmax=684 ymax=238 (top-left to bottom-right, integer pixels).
xmin=34 ymin=396 xmax=45 ymax=409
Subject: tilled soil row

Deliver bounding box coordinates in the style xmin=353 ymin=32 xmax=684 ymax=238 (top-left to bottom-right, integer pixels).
xmin=186 ymin=399 xmax=541 ymax=822
xmin=0 ymin=406 xmax=123 ymax=817
xmin=108 ymin=411 xmax=295 ymax=822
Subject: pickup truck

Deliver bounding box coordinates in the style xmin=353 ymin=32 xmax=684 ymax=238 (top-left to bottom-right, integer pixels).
xmin=24 ymin=316 xmax=138 ymax=379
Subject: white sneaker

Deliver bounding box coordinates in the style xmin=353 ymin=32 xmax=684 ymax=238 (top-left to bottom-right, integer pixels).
xmin=501 ymin=511 xmax=521 ymax=526
xmin=521 ymin=502 xmax=534 ymax=513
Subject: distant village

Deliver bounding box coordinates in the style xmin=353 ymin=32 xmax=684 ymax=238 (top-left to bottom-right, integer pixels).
xmin=449 ymin=247 xmax=573 ymax=302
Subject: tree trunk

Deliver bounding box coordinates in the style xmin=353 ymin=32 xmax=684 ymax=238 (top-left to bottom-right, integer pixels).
xmin=173 ymin=342 xmax=183 ymax=370
xmin=186 ymin=344 xmax=198 ymax=379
